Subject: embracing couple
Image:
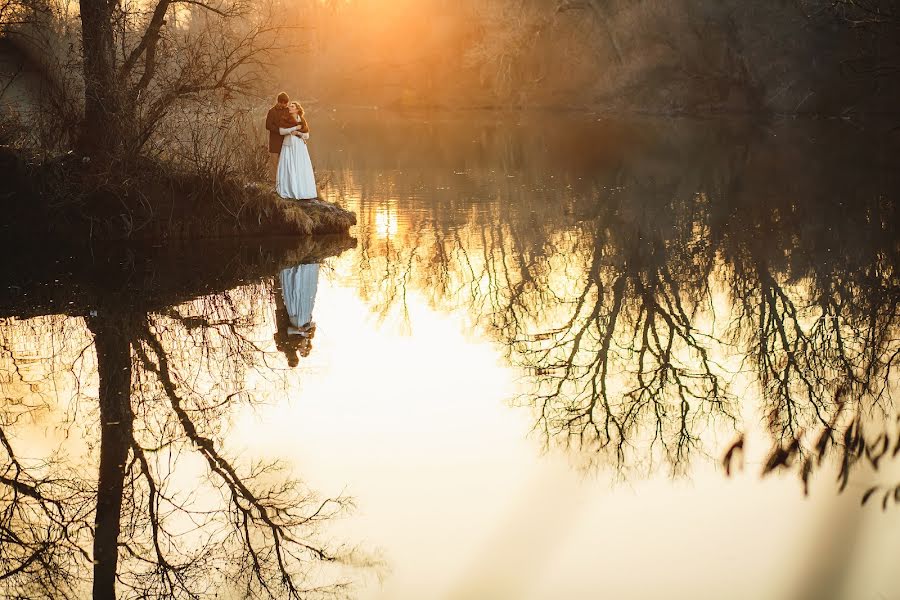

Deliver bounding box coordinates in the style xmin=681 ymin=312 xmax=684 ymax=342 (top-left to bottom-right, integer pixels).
xmin=266 ymin=92 xmax=317 ymax=200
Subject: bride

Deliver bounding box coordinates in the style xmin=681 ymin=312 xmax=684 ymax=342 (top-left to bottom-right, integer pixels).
xmin=276 ymin=102 xmax=317 ymax=200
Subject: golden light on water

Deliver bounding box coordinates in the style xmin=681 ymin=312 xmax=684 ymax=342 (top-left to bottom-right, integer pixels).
xmin=230 ymin=267 xmax=896 ymax=600
xmin=373 ymin=204 xmax=399 ymax=239
xmin=5 ymin=224 xmax=900 ymax=599
xmin=3 ymin=112 xmax=900 ymax=599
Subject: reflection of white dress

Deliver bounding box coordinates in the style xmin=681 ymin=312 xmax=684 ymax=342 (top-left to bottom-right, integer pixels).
xmin=276 ymin=124 xmax=317 ymax=200
xmin=280 ymin=263 xmax=319 ymax=333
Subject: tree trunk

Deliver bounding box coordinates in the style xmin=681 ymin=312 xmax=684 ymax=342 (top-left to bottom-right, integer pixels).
xmin=87 ymin=313 xmax=134 ymax=600
xmin=78 ymin=0 xmax=125 ymax=157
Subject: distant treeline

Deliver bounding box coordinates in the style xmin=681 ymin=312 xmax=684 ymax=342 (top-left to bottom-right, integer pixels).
xmin=276 ymin=0 xmax=900 ymax=115
xmin=2 ymin=0 xmax=897 ymax=155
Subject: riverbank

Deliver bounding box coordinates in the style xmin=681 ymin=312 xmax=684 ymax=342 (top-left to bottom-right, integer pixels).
xmin=0 ymin=234 xmax=356 ymax=320
xmin=0 ymin=146 xmax=356 ymax=242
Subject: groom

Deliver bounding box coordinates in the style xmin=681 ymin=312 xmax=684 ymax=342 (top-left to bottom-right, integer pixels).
xmin=265 ymin=92 xmax=291 ymax=182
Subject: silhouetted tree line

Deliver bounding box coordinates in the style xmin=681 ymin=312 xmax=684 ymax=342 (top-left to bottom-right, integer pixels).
xmin=5 ymin=0 xmax=897 ymax=160
xmin=263 ymin=0 xmax=900 ymax=114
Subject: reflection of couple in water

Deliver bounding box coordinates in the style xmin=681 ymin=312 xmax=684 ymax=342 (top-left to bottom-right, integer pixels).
xmin=274 ymin=263 xmax=319 ymax=367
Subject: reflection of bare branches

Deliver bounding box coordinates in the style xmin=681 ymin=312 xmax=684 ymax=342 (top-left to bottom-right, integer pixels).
xmin=725 ymin=238 xmax=900 ymax=497
xmin=132 ymin=318 xmax=352 ymax=598
xmin=0 ymin=424 xmax=92 ymax=598
xmin=0 ymin=317 xmax=94 ymax=599
xmin=332 ymin=116 xmax=900 ymax=493
xmin=0 ymin=239 xmax=367 ymax=598
xmin=519 ymin=210 xmax=732 ymax=473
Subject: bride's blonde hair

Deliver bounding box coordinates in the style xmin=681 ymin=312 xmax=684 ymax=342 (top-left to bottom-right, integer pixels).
xmin=289 ymin=101 xmax=305 ymax=117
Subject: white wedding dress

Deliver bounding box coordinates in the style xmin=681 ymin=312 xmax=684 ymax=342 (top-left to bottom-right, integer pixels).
xmin=279 ymin=263 xmax=319 ymax=334
xmin=276 ymin=124 xmax=317 ymax=200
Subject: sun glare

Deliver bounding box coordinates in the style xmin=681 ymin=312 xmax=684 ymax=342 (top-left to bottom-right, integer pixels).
xmin=374 ymin=205 xmax=399 ymax=239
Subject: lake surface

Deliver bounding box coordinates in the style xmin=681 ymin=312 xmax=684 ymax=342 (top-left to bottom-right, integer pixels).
xmin=1 ymin=110 xmax=899 ymax=600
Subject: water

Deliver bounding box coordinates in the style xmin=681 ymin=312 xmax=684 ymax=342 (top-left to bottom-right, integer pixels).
xmin=1 ymin=111 xmax=898 ymax=600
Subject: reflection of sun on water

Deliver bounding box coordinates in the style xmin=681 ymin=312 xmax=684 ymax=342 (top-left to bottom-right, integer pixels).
xmin=374 ymin=205 xmax=399 ymax=239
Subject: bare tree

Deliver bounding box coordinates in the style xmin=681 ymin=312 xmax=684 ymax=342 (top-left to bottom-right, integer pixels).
xmin=1 ymin=0 xmax=287 ymax=159
xmin=78 ymin=0 xmax=284 ymax=158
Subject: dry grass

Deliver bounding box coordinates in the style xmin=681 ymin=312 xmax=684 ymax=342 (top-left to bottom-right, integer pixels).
xmin=0 ymin=147 xmax=356 ymax=242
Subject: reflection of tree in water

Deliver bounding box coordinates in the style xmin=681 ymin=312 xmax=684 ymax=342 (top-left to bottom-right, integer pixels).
xmin=519 ymin=191 xmax=731 ymax=472
xmin=0 ymin=238 xmax=369 ymax=599
xmin=333 ymin=117 xmax=900 ymax=492
xmin=720 ymin=175 xmax=900 ymax=498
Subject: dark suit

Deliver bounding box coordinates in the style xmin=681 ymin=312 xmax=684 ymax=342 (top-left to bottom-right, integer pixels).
xmin=265 ymin=105 xmax=291 ymax=154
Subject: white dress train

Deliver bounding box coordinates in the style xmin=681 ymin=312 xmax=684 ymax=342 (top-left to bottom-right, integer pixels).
xmin=276 ymin=125 xmax=317 ymax=200
xmin=279 ymin=263 xmax=319 ymax=334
